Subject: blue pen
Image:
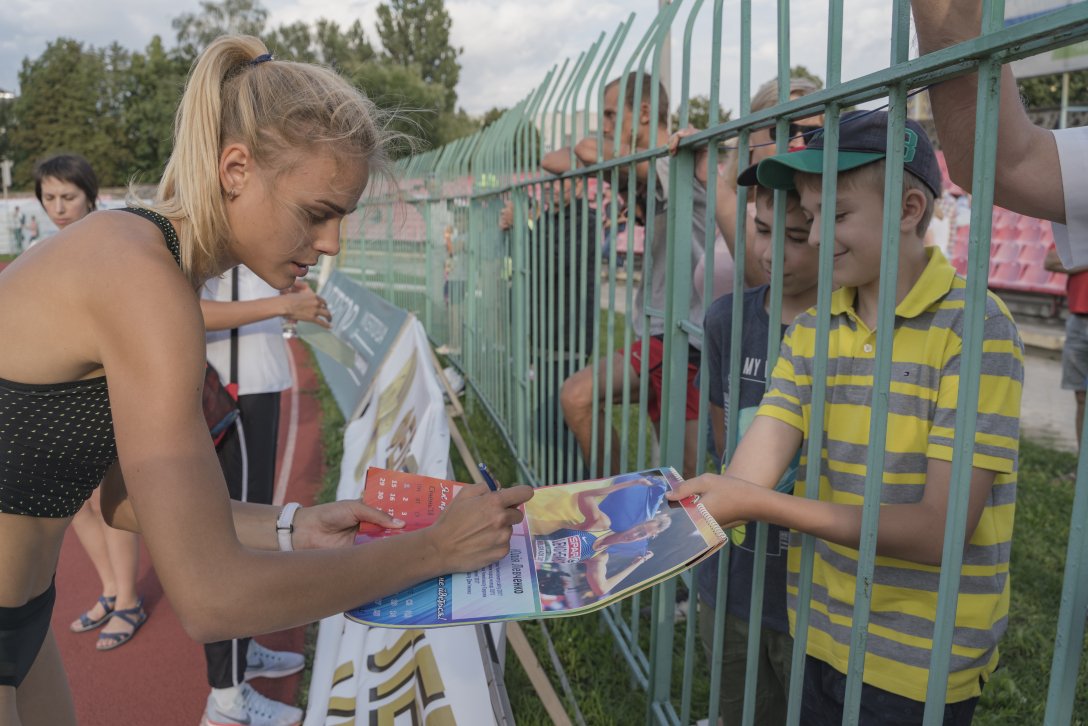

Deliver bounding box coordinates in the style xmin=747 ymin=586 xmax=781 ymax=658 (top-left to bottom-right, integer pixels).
xmin=478 ymin=463 xmax=500 ymax=492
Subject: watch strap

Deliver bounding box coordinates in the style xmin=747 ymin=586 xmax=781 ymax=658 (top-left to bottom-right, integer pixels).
xmin=276 ymin=502 xmax=302 ymax=552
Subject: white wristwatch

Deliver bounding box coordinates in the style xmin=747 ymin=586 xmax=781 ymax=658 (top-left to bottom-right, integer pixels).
xmin=276 ymin=502 xmax=302 ymax=552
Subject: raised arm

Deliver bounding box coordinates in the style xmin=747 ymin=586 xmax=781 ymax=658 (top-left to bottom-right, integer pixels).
xmin=200 ymin=281 xmax=332 ymax=331
xmin=911 ymin=0 xmax=1065 ymax=223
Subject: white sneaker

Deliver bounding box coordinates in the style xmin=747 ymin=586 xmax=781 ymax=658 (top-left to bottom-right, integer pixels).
xmin=245 ymin=642 xmax=304 ymax=681
xmin=200 ymin=683 xmax=303 ymax=726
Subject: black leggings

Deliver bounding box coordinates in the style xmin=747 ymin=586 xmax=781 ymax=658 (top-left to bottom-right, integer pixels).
xmin=204 ymin=392 xmax=281 ymax=688
xmin=0 ymin=580 xmax=56 ymax=688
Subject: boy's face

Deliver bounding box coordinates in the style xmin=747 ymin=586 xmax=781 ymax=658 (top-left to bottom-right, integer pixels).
xmin=754 ymin=191 xmax=818 ymax=296
xmin=797 ymin=177 xmax=886 ymax=290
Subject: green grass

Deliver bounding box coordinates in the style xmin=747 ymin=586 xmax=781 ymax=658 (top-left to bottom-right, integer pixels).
xmin=973 ymin=439 xmax=1088 ymax=725
xmin=300 ymin=327 xmax=1088 ymax=725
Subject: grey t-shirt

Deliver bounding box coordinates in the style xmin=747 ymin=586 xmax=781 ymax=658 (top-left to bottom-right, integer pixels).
xmin=632 ymin=157 xmax=708 ymax=350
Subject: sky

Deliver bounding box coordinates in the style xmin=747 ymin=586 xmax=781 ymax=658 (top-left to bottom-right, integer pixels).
xmin=0 ymin=0 xmax=911 ymax=118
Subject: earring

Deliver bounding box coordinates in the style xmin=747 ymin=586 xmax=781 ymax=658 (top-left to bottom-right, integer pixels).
xmin=227 ymin=188 xmax=239 ymax=200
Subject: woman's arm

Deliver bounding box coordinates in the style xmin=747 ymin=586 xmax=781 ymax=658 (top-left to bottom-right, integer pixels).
xmin=201 ymin=281 xmax=331 ymax=331
xmin=92 ymin=234 xmax=530 ymax=643
xmin=101 ymin=464 xmax=405 ymax=551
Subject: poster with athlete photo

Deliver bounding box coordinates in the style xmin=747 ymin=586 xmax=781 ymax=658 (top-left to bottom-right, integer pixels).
xmin=346 ymin=467 xmax=727 ymax=628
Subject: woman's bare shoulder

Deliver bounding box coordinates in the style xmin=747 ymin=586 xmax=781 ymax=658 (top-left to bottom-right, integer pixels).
xmin=0 ymin=210 xmax=204 ymax=384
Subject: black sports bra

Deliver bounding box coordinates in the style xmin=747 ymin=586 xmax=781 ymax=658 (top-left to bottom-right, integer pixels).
xmin=0 ymin=207 xmax=182 ymax=517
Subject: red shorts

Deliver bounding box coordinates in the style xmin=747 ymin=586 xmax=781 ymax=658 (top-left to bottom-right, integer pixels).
xmin=629 ymin=336 xmax=701 ymax=423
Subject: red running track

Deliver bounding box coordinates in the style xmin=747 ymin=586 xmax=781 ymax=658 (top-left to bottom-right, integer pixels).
xmin=53 ymin=340 xmax=328 ymax=725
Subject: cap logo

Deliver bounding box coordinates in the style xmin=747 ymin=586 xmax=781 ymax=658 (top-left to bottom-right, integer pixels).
xmin=903 ymin=128 xmax=918 ymax=163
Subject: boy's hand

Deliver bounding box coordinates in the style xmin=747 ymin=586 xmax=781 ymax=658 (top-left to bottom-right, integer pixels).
xmin=667 ymin=473 xmax=766 ymax=529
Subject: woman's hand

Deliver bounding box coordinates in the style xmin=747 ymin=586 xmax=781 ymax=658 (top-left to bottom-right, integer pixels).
xmin=429 ymin=483 xmax=534 ymax=573
xmin=291 ymin=501 xmax=405 ymax=550
xmin=280 ymin=282 xmax=332 ymax=328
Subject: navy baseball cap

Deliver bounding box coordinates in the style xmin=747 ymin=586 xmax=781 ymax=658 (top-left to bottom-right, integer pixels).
xmin=754 ymin=110 xmax=942 ymax=198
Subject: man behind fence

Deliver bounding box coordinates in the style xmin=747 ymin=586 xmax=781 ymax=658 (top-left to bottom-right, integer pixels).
xmin=547 ymin=71 xmax=707 ymax=480
xmin=668 ymin=111 xmax=1024 ymax=724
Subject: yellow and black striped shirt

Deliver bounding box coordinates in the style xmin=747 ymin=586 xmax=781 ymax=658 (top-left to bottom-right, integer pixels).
xmin=758 ymin=246 xmax=1023 ymax=703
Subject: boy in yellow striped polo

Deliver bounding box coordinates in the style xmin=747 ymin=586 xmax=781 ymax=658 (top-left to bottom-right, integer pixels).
xmin=669 ymin=110 xmax=1023 ymax=724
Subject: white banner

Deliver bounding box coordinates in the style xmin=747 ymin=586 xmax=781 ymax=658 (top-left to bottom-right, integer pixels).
xmin=305 ymin=317 xmax=500 ymax=726
xmin=1007 ymin=0 xmax=1088 ymax=77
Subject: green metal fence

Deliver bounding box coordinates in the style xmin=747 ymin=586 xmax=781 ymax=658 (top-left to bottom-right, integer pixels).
xmin=340 ymin=1 xmax=1088 ymax=723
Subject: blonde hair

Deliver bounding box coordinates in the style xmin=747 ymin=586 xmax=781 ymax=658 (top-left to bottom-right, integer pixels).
xmin=724 ymin=76 xmax=823 ymax=191
xmin=151 ymin=35 xmax=393 ymax=284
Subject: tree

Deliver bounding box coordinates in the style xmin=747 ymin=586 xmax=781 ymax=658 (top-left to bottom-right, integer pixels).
xmin=789 ymin=65 xmax=824 ymax=89
xmin=263 ymin=21 xmax=318 ymax=64
xmin=376 ymin=0 xmax=462 ymax=111
xmin=672 ymin=96 xmax=731 ymax=131
xmin=121 ymin=36 xmax=188 ymax=181
xmin=263 ymin=18 xmax=376 ymax=71
xmin=172 ymin=0 xmax=269 ymax=62
xmin=0 ymin=92 xmax=13 ymax=165
xmin=9 ymin=39 xmax=128 ymax=188
xmin=346 ymin=60 xmax=451 ymax=155
xmin=1018 ymin=71 xmax=1088 ymax=111
xmin=314 ymin=19 xmax=376 ymax=72
xmin=479 ymin=107 xmax=506 ymax=130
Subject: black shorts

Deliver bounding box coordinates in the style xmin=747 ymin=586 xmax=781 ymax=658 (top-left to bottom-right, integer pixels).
xmin=0 ymin=580 xmax=56 ymax=688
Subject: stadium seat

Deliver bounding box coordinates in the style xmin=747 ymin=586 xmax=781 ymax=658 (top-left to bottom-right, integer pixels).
xmin=992 ymin=240 xmax=1020 ymax=263
xmin=989 ymin=261 xmax=1022 ymax=290
xmin=1018 ymin=243 xmax=1048 ymax=266
xmin=1017 ymin=265 xmax=1066 ymax=295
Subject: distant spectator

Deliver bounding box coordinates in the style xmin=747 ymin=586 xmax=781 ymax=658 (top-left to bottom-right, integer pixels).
xmin=34 ymin=153 xmax=98 ymax=233
xmin=26 ymin=216 xmax=39 ymax=245
xmin=11 ymin=204 xmax=25 ymax=251
xmin=547 ymin=71 xmax=708 ymax=480
xmin=1045 ymin=246 xmax=1088 ymax=449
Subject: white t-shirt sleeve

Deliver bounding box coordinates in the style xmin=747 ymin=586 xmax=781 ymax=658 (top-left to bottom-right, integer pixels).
xmin=1052 ymin=127 xmax=1088 ymax=269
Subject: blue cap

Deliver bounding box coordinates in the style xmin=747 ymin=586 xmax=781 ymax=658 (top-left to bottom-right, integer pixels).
xmin=755 ymin=110 xmax=941 ymax=198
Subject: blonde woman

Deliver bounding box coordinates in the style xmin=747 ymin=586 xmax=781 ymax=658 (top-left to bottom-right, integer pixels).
xmin=0 ymin=36 xmax=531 ymax=726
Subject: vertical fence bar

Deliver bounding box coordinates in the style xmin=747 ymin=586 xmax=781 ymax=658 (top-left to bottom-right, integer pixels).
xmin=923 ymin=5 xmax=1005 ymax=723
xmin=785 ymin=0 xmax=843 ymax=722
xmin=344 ymin=3 xmax=1088 ymax=723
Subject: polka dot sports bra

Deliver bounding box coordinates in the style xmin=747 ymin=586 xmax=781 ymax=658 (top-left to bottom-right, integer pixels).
xmin=0 ymin=208 xmax=182 ymax=517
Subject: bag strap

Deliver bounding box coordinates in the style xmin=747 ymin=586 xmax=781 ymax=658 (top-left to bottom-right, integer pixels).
xmin=230 ymin=267 xmax=240 ymax=386
xmin=118 ymin=207 xmax=180 ymax=266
